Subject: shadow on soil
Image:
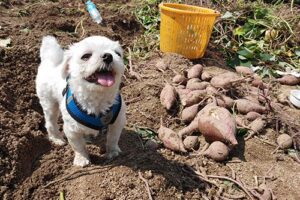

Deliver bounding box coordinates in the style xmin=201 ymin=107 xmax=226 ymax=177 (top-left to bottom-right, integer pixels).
xmin=68 ymin=129 xmax=206 ymax=192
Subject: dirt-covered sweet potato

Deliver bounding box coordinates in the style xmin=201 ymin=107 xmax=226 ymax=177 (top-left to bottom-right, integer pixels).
xmin=277 ymin=134 xmax=293 ymax=149
xmin=252 ymin=78 xmax=265 ymax=88
xmin=216 ymin=96 xmax=233 ymax=108
xmin=235 ymin=99 xmax=266 ymax=114
xmin=203 ymin=141 xmax=230 ymax=162
xmin=181 ymin=104 xmax=199 ymax=123
xmin=160 ymin=83 xmax=177 ymax=110
xmin=172 ymin=74 xmax=187 ymax=85
xmin=201 ymin=71 xmax=212 ymax=81
xmin=249 ymin=117 xmax=265 ymax=132
xmin=176 ymin=88 xmax=191 ymax=104
xmin=198 ymin=105 xmax=238 ymax=146
xmin=186 ymin=79 xmax=210 ymax=90
xmin=206 ymin=85 xmax=218 ymax=95
xmin=245 ymin=111 xmax=262 ymax=121
xmin=235 ymin=66 xmax=254 ymax=76
xmin=210 ymin=72 xmax=241 ymax=89
xmin=277 ymin=75 xmax=300 ymax=86
xmin=183 ymin=136 xmax=199 ymax=150
xmin=178 ymin=103 xmax=216 ymax=138
xmin=216 ymin=98 xmax=226 ymax=108
xmin=187 ymin=64 xmax=203 ymax=79
xmin=158 ymin=123 xmax=186 ymax=152
xmin=181 ymin=89 xmax=207 ymax=107
xmin=235 ymin=115 xmax=247 ymax=127
xmin=244 ymin=95 xmax=260 ymax=104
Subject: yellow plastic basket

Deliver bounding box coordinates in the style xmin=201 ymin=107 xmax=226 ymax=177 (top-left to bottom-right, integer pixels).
xmin=159 ymin=3 xmax=220 ymax=59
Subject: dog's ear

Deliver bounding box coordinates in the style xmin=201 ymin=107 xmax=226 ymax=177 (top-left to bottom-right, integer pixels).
xmin=60 ymin=50 xmax=71 ymax=79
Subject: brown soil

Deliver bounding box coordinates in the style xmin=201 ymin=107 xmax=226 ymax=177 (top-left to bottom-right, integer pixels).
xmin=0 ymin=1 xmax=299 ymax=200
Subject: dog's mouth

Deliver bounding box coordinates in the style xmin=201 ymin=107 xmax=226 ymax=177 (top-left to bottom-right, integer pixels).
xmin=85 ymin=68 xmax=116 ymax=87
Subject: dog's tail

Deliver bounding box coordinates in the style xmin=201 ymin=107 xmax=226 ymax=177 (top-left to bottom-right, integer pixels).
xmin=40 ymin=36 xmax=64 ymax=66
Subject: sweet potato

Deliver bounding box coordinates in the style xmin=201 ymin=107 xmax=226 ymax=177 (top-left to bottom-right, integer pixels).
xmin=206 ymin=85 xmax=218 ymax=95
xmin=160 ymin=83 xmax=177 ymax=110
xmin=221 ymin=95 xmax=234 ymax=108
xmin=235 ymin=115 xmax=247 ymax=127
xmin=248 ymin=117 xmax=265 ymax=133
xmin=176 ymin=88 xmax=191 ymax=103
xmin=247 ymin=87 xmax=266 ymax=103
xmin=244 ymin=95 xmax=260 ymax=104
xmin=181 ymin=103 xmax=199 ymax=123
xmin=201 ymin=71 xmax=212 ymax=81
xmin=181 ymin=89 xmax=206 ymax=107
xmin=252 ymin=78 xmax=265 ymax=88
xmin=178 ymin=103 xmax=216 ymax=138
xmin=216 ymin=98 xmax=226 ymax=108
xmin=277 ymin=75 xmax=300 ymax=86
xmin=187 ymin=78 xmax=201 ymax=83
xmin=210 ymin=72 xmax=241 ymax=89
xmin=187 ymin=64 xmax=203 ymax=79
xmin=235 ymin=99 xmax=266 ymax=114
xmin=245 ymin=111 xmax=262 ymax=121
xmin=203 ymin=141 xmax=229 ymax=162
xmin=183 ymin=136 xmax=199 ymax=150
xmin=176 ymin=88 xmax=190 ymax=95
xmin=277 ymin=134 xmax=292 ymax=149
xmin=177 ymin=85 xmax=185 ymax=89
xmin=186 ymin=79 xmax=210 ymax=90
xmin=158 ymin=123 xmax=186 ymax=152
xmin=172 ymin=74 xmax=187 ymax=85
xmin=245 ymin=117 xmax=266 ymax=140
xmin=235 ymin=66 xmax=254 ymax=76
xmin=198 ymin=105 xmax=238 ymax=146
xmin=178 ymin=117 xmax=199 ymax=138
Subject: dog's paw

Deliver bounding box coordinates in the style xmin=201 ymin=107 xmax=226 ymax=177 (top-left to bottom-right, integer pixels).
xmin=49 ymin=135 xmax=66 ymax=146
xmin=73 ymin=154 xmax=90 ymax=167
xmin=106 ymin=146 xmax=122 ymax=159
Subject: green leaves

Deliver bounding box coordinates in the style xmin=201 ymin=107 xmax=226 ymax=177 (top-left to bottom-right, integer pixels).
xmin=254 ymin=7 xmax=269 ymax=19
xmin=221 ymin=11 xmax=234 ymax=19
xmin=135 ymin=3 xmax=160 ymax=32
xmin=237 ymin=48 xmax=254 ymax=59
xmin=135 ymin=127 xmax=158 ymax=140
xmin=259 ymin=53 xmax=275 ymax=61
xmin=233 ymin=26 xmax=246 ymax=36
xmin=295 ymin=49 xmax=300 ymax=57
xmin=237 ymin=128 xmax=248 ymax=136
xmin=215 ymin=2 xmax=299 ymax=71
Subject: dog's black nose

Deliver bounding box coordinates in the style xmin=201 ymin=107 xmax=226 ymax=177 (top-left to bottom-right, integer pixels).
xmin=102 ymin=53 xmax=113 ymax=64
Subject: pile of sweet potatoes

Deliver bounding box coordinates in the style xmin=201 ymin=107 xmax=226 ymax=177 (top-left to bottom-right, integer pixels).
xmin=158 ymin=64 xmax=300 ymax=161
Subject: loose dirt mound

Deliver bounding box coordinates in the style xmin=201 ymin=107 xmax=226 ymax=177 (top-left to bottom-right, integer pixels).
xmin=0 ymin=1 xmax=299 ymax=200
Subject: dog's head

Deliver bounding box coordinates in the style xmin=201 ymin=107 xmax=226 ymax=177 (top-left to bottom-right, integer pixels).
xmin=62 ymin=36 xmax=124 ymax=91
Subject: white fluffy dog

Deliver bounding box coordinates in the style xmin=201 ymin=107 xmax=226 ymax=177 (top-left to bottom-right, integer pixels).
xmin=36 ymin=35 xmax=126 ymax=167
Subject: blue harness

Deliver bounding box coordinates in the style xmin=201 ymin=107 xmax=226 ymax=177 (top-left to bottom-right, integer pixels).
xmin=63 ymin=85 xmax=122 ymax=131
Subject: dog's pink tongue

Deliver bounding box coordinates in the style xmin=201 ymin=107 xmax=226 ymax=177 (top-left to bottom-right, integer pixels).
xmin=97 ymin=72 xmax=115 ymax=87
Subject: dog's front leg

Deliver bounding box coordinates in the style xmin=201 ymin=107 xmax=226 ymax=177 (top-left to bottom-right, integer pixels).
xmin=105 ymin=101 xmax=126 ymax=159
xmin=65 ymin=130 xmax=90 ymax=167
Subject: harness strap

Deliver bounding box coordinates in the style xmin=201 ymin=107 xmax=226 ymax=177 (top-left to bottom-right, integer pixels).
xmin=63 ymin=85 xmax=122 ymax=130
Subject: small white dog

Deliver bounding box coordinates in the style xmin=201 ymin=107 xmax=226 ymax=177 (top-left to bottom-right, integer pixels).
xmin=36 ymin=35 xmax=126 ymax=167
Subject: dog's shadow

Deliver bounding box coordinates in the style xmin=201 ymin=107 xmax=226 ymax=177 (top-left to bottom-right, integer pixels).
xmin=88 ymin=129 xmax=206 ymax=192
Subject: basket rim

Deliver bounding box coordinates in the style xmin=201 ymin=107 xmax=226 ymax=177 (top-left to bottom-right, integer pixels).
xmin=159 ymin=3 xmax=220 ymax=16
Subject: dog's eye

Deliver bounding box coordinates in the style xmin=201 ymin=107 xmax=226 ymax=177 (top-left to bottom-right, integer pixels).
xmin=81 ymin=53 xmax=92 ymax=61
xmin=115 ymin=51 xmax=121 ymax=57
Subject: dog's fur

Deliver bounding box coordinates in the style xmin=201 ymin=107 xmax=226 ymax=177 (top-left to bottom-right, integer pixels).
xmin=36 ymin=36 xmax=126 ymax=167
